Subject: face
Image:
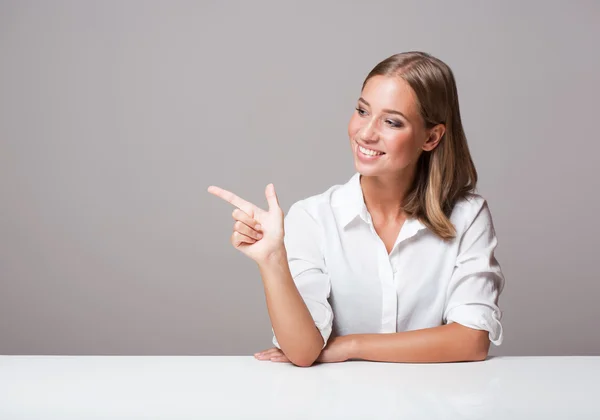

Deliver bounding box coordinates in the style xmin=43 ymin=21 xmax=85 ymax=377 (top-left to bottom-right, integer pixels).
xmin=348 ymin=75 xmax=444 ymax=178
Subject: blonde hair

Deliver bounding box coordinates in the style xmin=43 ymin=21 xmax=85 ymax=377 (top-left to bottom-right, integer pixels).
xmin=362 ymin=51 xmax=478 ymax=240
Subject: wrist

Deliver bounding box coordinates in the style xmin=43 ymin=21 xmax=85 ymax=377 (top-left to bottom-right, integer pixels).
xmin=257 ymin=245 xmax=287 ymax=268
xmin=345 ymin=334 xmax=360 ymax=360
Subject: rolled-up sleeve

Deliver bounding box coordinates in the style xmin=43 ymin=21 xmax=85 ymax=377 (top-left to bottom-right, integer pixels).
xmin=272 ymin=201 xmax=334 ymax=350
xmin=443 ymin=200 xmax=505 ymax=346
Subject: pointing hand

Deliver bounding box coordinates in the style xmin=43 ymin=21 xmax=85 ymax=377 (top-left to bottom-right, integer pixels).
xmin=207 ymin=183 xmax=284 ymax=263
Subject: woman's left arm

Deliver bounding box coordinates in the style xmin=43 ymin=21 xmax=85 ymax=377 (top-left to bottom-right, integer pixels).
xmin=262 ymin=323 xmax=488 ymax=363
xmin=341 ymin=322 xmax=490 ymax=363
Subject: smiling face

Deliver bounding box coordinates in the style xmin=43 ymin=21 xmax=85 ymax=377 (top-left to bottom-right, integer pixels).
xmin=348 ymin=75 xmax=442 ymax=178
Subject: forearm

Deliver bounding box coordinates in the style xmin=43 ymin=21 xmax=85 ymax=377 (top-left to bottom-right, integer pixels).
xmin=258 ymin=248 xmax=323 ymax=367
xmin=349 ymin=323 xmax=490 ymax=363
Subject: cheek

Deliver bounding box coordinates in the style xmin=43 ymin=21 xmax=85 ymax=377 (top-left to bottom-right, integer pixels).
xmin=386 ymin=132 xmax=420 ymax=156
xmin=347 ymin=115 xmax=361 ymax=138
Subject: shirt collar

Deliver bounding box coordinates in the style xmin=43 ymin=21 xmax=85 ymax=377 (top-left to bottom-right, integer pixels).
xmin=335 ymin=172 xmax=428 ymax=237
xmin=335 ymin=172 xmax=369 ymax=227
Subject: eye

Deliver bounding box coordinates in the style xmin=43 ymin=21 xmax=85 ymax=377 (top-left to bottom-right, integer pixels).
xmin=355 ymin=107 xmax=367 ymax=116
xmin=386 ymin=119 xmax=403 ymax=128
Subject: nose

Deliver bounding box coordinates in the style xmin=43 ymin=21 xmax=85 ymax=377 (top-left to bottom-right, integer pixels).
xmin=358 ymin=117 xmax=379 ymax=143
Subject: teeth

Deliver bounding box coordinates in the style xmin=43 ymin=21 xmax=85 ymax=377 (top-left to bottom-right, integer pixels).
xmin=358 ymin=144 xmax=384 ymax=156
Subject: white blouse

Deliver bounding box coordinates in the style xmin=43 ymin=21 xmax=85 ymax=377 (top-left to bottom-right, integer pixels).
xmin=272 ymin=172 xmax=505 ymax=350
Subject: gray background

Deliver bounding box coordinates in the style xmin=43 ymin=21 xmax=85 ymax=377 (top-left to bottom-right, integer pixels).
xmin=1 ymin=0 xmax=599 ymax=356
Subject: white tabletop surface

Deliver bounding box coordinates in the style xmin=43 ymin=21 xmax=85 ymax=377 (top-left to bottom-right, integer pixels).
xmin=1 ymin=355 xmax=598 ymax=419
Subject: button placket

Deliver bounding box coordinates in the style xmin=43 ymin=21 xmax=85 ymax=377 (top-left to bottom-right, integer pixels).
xmin=367 ymin=218 xmax=398 ymax=333
xmin=379 ymin=245 xmax=398 ymax=333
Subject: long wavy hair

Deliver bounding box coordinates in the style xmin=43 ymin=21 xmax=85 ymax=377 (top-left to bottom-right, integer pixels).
xmin=362 ymin=51 xmax=478 ymax=240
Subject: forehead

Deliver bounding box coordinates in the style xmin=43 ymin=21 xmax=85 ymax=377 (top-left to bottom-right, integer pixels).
xmin=361 ymin=75 xmax=419 ymax=119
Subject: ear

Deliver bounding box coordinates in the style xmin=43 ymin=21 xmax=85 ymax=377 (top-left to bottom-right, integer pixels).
xmin=422 ymin=124 xmax=446 ymax=152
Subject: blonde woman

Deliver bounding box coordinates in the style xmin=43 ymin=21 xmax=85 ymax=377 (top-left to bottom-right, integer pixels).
xmin=208 ymin=51 xmax=504 ymax=367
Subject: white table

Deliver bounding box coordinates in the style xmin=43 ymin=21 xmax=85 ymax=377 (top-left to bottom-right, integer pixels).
xmin=1 ymin=355 xmax=598 ymax=419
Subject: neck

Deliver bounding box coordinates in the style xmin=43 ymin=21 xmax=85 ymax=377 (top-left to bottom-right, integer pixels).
xmin=359 ymin=168 xmax=416 ymax=223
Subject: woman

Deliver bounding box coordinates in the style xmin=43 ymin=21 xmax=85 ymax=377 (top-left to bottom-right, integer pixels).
xmin=208 ymin=51 xmax=504 ymax=367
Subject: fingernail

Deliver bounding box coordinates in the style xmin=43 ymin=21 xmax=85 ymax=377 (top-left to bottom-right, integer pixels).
xmin=257 ymin=233 xmax=263 ymax=238
xmin=256 ymin=224 xmax=262 ymax=230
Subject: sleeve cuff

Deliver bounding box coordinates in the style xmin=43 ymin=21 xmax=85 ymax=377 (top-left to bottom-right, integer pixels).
xmin=446 ymin=304 xmax=504 ymax=346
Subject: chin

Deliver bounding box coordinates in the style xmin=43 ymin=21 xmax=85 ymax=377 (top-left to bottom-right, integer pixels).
xmin=354 ymin=162 xmax=382 ymax=177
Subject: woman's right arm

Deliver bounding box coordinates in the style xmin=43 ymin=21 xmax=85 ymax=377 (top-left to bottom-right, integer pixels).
xmin=258 ymin=248 xmax=324 ymax=367
xmin=207 ymin=184 xmax=333 ymax=367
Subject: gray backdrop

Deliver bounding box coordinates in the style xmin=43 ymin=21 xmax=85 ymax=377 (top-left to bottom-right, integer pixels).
xmin=1 ymin=0 xmax=599 ymax=356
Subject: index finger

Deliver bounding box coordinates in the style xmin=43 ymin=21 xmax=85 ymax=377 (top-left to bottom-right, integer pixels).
xmin=207 ymin=185 xmax=256 ymax=216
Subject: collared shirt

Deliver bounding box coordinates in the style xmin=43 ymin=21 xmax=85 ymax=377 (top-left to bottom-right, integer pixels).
xmin=272 ymin=172 xmax=505 ymax=349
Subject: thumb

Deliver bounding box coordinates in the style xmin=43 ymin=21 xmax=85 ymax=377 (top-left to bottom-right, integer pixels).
xmin=265 ymin=183 xmax=280 ymax=211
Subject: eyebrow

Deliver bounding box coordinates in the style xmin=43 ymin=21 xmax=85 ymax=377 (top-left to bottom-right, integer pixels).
xmin=358 ymin=97 xmax=408 ymax=120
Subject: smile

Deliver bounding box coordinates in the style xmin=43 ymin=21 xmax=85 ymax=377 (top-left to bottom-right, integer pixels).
xmin=356 ymin=140 xmax=385 ymax=157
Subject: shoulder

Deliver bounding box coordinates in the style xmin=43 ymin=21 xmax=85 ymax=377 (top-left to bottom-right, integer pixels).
xmin=450 ymin=192 xmax=495 ymax=234
xmin=285 ymin=180 xmax=346 ymax=221
xmin=283 ymin=181 xmax=344 ymax=248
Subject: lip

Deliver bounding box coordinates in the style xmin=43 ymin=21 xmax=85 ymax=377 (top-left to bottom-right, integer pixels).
xmin=355 ymin=140 xmax=384 ymax=153
xmin=355 ymin=140 xmax=385 ymax=162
